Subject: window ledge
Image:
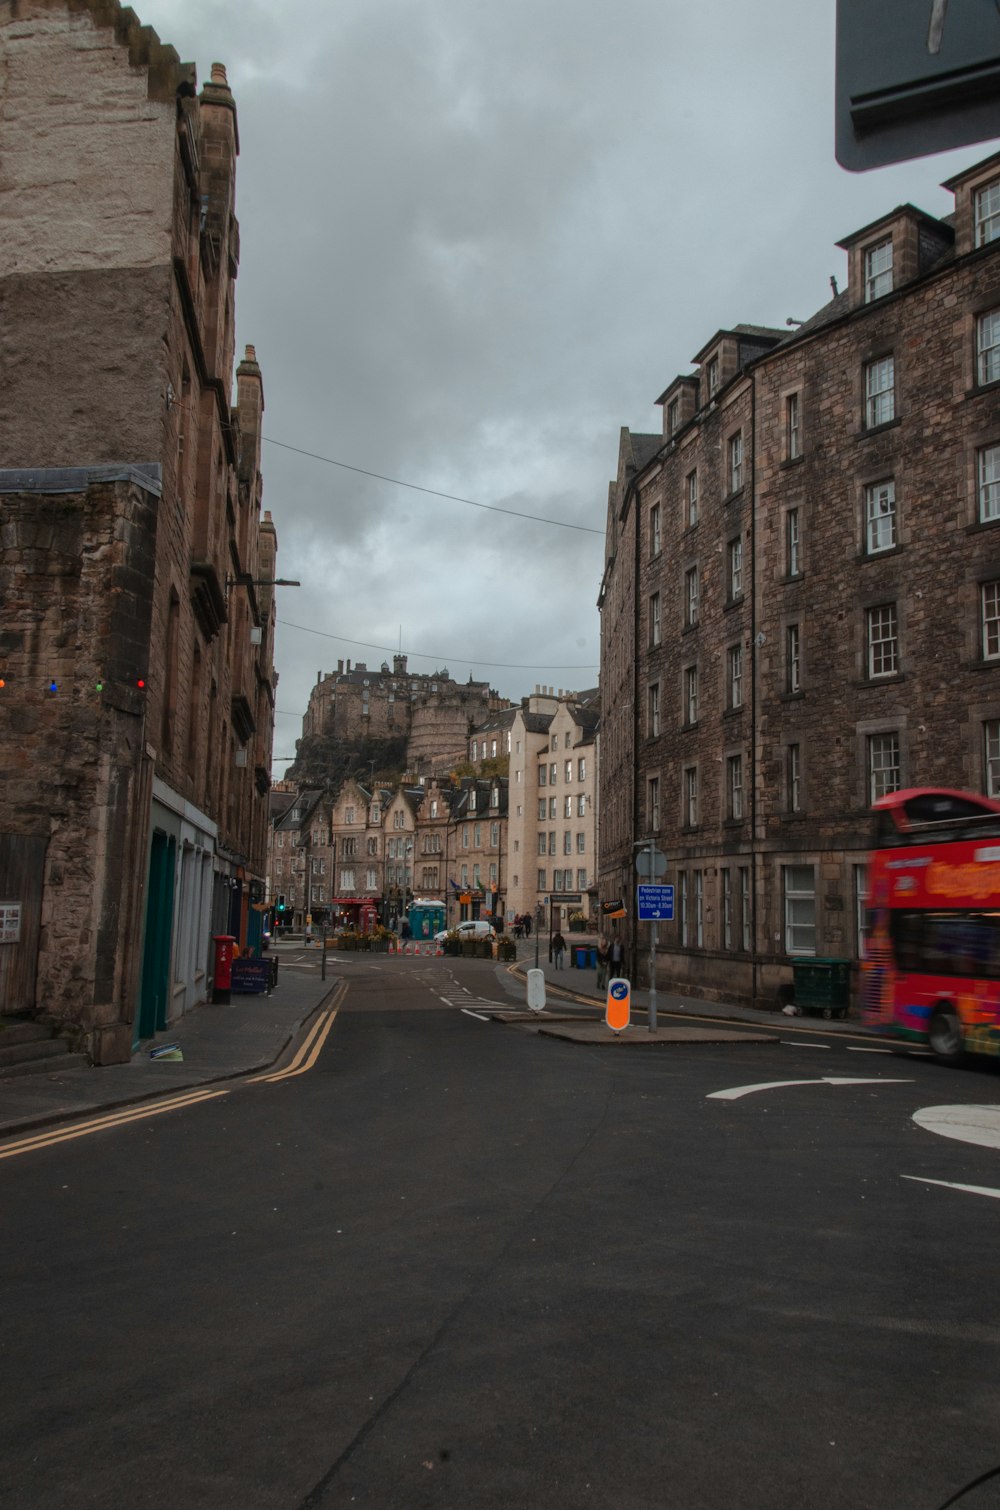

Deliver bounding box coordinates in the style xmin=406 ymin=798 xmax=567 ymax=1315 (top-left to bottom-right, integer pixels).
xmin=725 ymin=486 xmax=746 ymax=505
xmin=723 ymin=818 xmax=746 ymax=830
xmin=721 ymin=705 xmax=745 ymax=720
xmin=780 ymin=454 xmax=805 ymax=471
xmin=859 ymin=544 xmax=904 ymax=563
xmin=779 ymin=689 xmax=806 ymax=702
xmin=859 ymin=416 xmax=902 ymax=439
xmin=780 ymin=571 xmax=806 ymax=586
xmin=968 ymin=657 xmax=1000 ymax=672
xmin=966 ymin=517 xmax=1000 ymax=536
xmin=780 ymin=812 xmax=809 ymax=824
xmin=681 ymin=622 xmax=700 ymax=637
xmin=724 ymin=594 xmax=745 ymax=613
xmin=967 ymin=379 xmax=1000 ymax=400
xmin=858 ymin=672 xmax=905 ymax=688
xmin=680 ymin=825 xmax=700 ymax=836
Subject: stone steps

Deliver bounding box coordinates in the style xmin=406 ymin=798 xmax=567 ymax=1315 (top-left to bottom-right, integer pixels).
xmin=0 ymin=1017 xmax=87 ymax=1078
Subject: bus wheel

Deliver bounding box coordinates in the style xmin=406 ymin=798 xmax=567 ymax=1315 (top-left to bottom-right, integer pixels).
xmin=928 ymin=1004 xmax=963 ymax=1065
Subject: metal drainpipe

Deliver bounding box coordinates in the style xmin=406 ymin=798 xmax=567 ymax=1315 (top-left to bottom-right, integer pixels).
xmin=750 ymin=375 xmax=759 ymax=1010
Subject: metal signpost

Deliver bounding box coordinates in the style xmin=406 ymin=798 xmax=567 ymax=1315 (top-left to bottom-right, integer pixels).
xmin=634 ymin=842 xmax=669 ymax=1032
xmin=637 ymin=882 xmax=674 ymax=1033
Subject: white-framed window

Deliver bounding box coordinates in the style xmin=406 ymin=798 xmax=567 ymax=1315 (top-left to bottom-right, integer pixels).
xmin=549 ymin=797 xmax=557 ymax=819
xmin=694 ymin=871 xmax=704 ymax=947
xmin=867 ymin=603 xmax=898 ymax=678
xmin=976 ymin=178 xmax=1000 ymax=246
xmin=786 ymin=392 xmax=801 ymax=459
xmin=563 ymin=830 xmax=572 ymax=855
xmin=865 ymin=356 xmax=895 ymax=428
xmin=979 ymin=310 xmax=1000 ymax=386
xmin=576 ymin=868 xmax=587 ymax=890
xmin=648 ymin=682 xmax=660 ymax=738
xmin=462 ymin=828 xmax=469 ymax=849
xmin=471 ymin=740 xmax=478 ymax=761
xmin=722 ymin=870 xmax=733 ymax=951
xmin=550 ymin=762 xmax=557 ymax=785
xmin=469 ymin=789 xmax=478 ymax=812
xmin=727 ymin=754 xmax=743 ymax=820
xmin=986 ymin=719 xmax=1000 ymax=798
xmin=979 ymin=445 xmax=1000 ymax=522
xmin=277 ymin=832 xmax=284 ymax=849
xmin=367 ymin=868 xmax=378 ymax=890
xmin=473 ymin=864 xmax=481 ymax=888
xmin=650 ymin=592 xmax=661 ymax=647
xmin=648 ymin=776 xmax=660 ymax=833
xmin=565 ymin=733 xmax=571 ymax=748
xmin=667 ymin=396 xmax=680 ymax=435
xmin=685 ymin=665 xmax=699 ymax=726
xmin=340 ymin=868 xmax=355 ymax=891
xmin=473 ymin=823 xmax=482 ymax=848
xmin=868 ymin=731 xmax=901 ymax=801
xmin=460 ymin=863 xmax=469 ymax=886
xmin=786 ymin=623 xmax=801 ymax=693
xmin=864 ymin=237 xmax=893 ymax=302
xmin=728 ymin=645 xmax=743 ymax=710
xmin=564 ymin=795 xmax=573 ymax=819
xmin=537 ymin=833 xmax=547 ymax=856
xmin=537 ymin=869 xmax=546 ymax=891
xmin=577 ymin=832 xmax=586 ymax=853
xmin=740 ymin=867 xmax=751 ymax=952
xmin=685 ymin=566 xmax=699 ymax=627
xmin=687 ymin=469 xmax=699 ymax=528
xmin=786 ymin=507 xmax=801 ymax=576
xmin=854 ymin=863 xmax=870 ymax=958
xmin=538 ymin=798 xmax=547 ymax=820
xmin=784 ymin=865 xmax=816 ymax=956
xmin=650 ymin=501 xmax=661 ymax=557
xmin=577 ymin=794 xmax=586 ymax=817
xmin=788 ymin=743 xmax=801 ymax=813
xmin=728 ymin=537 xmax=743 ymax=599
xmin=578 ymin=757 xmax=586 ymax=781
xmin=983 ymin=581 xmax=1000 ymax=659
xmin=345 ymin=806 xmax=355 ymax=825
xmin=564 ymin=760 xmax=572 ymax=783
xmin=551 ymin=736 xmax=558 ymax=752
xmin=680 ymin=871 xmax=689 ymax=947
xmin=684 ymin=766 xmax=698 ymax=827
xmin=548 ymin=832 xmax=556 ymax=855
xmin=538 ymin=765 xmax=547 ymax=786
xmin=865 ymin=480 xmax=896 ymax=554
xmin=729 ymin=431 xmax=744 ymax=493
xmin=707 ymin=356 xmax=720 ymax=397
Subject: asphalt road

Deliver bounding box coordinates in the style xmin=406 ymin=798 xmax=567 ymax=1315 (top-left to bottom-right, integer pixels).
xmin=4 ymin=955 xmax=1000 ymax=1509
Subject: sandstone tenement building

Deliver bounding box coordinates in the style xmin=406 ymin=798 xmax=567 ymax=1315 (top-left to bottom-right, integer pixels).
xmin=600 ymin=150 xmax=1000 ymax=1007
xmin=0 ymin=2 xmax=277 ymax=1060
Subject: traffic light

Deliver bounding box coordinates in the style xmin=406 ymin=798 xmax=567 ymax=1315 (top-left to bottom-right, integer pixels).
xmin=275 ymin=895 xmax=286 ymax=913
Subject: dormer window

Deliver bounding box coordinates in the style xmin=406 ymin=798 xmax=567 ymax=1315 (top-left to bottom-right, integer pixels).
xmin=976 ymin=179 xmax=1000 ymax=247
xmin=667 ymin=397 xmax=680 ymax=435
xmin=706 ymin=356 xmax=720 ymax=398
xmin=469 ymin=789 xmax=477 ymax=812
xmin=864 ymin=238 xmax=893 ymax=302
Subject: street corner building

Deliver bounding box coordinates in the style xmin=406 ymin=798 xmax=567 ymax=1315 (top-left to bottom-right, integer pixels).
xmin=0 ymin=1 xmax=278 ymax=1062
xmin=599 ymin=152 xmax=1000 ymax=1009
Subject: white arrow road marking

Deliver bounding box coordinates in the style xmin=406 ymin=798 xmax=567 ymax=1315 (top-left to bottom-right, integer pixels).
xmin=708 ymin=1076 xmax=913 ymax=1101
xmin=912 ymin=1104 xmax=1000 ymax=1150
xmin=903 ymin=1176 xmax=1000 ymax=1201
xmin=461 ymin=1008 xmax=491 ymax=1022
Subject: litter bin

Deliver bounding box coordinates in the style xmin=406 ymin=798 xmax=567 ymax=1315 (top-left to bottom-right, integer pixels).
xmin=790 ymin=958 xmax=851 ymax=1019
xmin=574 ymin=945 xmax=589 ymax=969
xmin=588 ymin=947 xmax=598 ymax=968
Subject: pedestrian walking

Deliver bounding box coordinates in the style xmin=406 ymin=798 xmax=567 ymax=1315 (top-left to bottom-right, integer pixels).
xmin=551 ymin=929 xmax=566 ymax=969
xmin=596 ymin=936 xmax=611 ymax=992
xmin=609 ymin=933 xmax=625 ymax=975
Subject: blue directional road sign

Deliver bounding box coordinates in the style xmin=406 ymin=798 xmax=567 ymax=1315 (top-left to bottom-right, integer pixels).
xmin=637 ymin=884 xmax=674 ymax=921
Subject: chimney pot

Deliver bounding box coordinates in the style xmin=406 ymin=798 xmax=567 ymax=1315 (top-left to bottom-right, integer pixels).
xmin=211 ymin=62 xmax=228 ymax=85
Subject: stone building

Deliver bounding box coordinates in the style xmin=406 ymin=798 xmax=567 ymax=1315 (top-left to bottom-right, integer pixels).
xmin=447 ymin=778 xmax=508 ymax=928
xmin=0 ymin=3 xmax=277 ymax=1059
xmin=600 ymin=150 xmax=1000 ymax=1007
xmin=506 ymin=689 xmax=599 ymax=930
xmin=300 ymin=654 xmax=509 ymax=777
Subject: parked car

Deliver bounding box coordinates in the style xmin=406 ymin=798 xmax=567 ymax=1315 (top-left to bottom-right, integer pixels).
xmin=433 ymin=919 xmax=496 ymax=943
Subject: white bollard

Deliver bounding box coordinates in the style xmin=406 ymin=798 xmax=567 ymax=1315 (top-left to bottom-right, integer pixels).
xmin=526 ymin=968 xmax=546 ymax=1014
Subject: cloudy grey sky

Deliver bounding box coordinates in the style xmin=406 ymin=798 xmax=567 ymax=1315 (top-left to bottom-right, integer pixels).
xmin=149 ymin=0 xmax=984 ymax=776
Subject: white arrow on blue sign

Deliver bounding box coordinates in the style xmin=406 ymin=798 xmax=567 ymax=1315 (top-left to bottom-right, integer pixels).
xmin=637 ymin=884 xmax=674 ymax=921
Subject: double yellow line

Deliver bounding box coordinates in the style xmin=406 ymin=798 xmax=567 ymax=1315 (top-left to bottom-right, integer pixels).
xmin=0 ymin=1084 xmax=230 ymax=1162
xmin=0 ymin=984 xmax=347 ymax=1162
xmin=246 ymin=981 xmax=347 ymax=1085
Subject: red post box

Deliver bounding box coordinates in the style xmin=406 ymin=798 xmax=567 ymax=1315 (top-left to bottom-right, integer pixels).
xmin=212 ymin=934 xmax=236 ymax=1003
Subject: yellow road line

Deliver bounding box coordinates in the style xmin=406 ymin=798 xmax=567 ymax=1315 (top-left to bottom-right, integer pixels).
xmin=0 ymin=1086 xmax=229 ymax=1161
xmin=260 ymin=1005 xmax=340 ymax=1082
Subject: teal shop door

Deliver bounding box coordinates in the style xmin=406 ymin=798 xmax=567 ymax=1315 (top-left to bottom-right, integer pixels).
xmin=134 ymin=833 xmax=176 ymax=1048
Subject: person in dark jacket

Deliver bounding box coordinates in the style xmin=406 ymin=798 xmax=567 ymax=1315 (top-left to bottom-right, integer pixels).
xmin=551 ymin=930 xmax=567 ymax=969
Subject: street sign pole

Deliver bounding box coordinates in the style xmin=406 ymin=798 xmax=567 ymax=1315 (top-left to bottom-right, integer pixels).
xmin=649 ymin=916 xmax=657 ymax=1033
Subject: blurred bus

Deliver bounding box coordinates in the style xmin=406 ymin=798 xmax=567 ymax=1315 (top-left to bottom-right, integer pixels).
xmin=862 ymin=787 xmax=1000 ymax=1063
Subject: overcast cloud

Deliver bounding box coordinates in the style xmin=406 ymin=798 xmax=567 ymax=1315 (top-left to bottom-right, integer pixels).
xmin=146 ymin=0 xmax=982 ymax=774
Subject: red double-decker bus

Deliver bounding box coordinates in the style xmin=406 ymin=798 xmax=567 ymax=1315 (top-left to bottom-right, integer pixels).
xmin=862 ymin=787 xmax=1000 ymax=1063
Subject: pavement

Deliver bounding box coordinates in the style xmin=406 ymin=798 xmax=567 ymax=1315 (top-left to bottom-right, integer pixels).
xmin=0 ymin=941 xmax=338 ymax=1140
xmin=507 ymin=937 xmax=863 ymax=1038
xmin=0 ymin=933 xmax=867 ymax=1140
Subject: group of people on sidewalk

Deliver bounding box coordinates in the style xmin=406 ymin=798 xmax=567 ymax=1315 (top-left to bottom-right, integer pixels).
xmin=549 ymin=931 xmax=624 ymax=986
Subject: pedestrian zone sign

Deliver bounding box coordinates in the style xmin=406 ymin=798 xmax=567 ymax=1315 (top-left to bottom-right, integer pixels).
xmin=637 ymin=884 xmax=674 ymax=921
